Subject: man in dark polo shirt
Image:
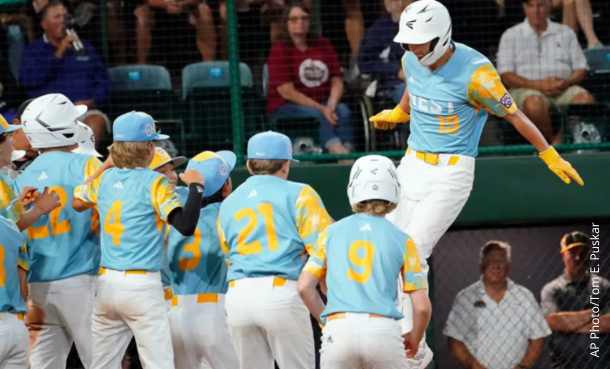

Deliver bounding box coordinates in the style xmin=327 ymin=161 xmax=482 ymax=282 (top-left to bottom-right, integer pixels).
xmin=541 ymin=230 xmax=610 ymax=369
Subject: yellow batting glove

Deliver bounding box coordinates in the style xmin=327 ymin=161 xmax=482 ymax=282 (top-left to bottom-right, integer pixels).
xmin=539 ymin=147 xmax=584 ymax=186
xmin=369 ymin=106 xmax=410 ymax=130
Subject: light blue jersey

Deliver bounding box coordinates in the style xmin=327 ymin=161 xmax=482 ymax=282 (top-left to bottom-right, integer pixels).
xmin=304 ymin=214 xmax=427 ymax=321
xmin=0 ymin=216 xmax=28 ymax=313
xmin=0 ymin=172 xmax=24 ymax=224
xmin=74 ymin=168 xmax=181 ymax=272
xmin=13 ymin=152 xmax=102 ymax=282
xmin=218 ymin=175 xmax=332 ymax=281
xmin=168 ymin=202 xmax=229 ymax=295
xmin=403 ymin=43 xmax=517 ymax=157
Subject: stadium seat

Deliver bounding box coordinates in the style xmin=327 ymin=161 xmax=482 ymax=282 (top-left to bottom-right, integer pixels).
xmin=261 ymin=64 xmax=321 ymax=149
xmin=107 ymin=65 xmax=184 ymax=152
xmin=181 ymin=61 xmax=261 ymax=155
xmin=584 ymin=47 xmax=610 ymax=72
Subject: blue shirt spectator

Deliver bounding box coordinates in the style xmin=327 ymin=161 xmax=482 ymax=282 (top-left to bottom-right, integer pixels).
xmin=358 ymin=0 xmax=412 ymax=104
xmin=19 ymin=1 xmax=112 ymax=147
xmin=19 ymin=36 xmax=110 ymax=105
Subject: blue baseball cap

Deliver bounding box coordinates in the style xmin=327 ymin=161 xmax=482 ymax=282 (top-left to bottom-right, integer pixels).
xmin=0 ymin=114 xmax=21 ymax=134
xmin=113 ymin=111 xmax=169 ymax=142
xmin=187 ymin=150 xmax=236 ymax=198
xmin=247 ymin=131 xmax=298 ymax=162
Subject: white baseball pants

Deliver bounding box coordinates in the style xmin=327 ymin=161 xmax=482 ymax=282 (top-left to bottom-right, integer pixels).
xmin=320 ymin=313 xmax=407 ymax=369
xmin=386 ymin=149 xmax=475 ymax=334
xmin=27 ymin=274 xmax=97 ymax=369
xmin=90 ymin=269 xmax=174 ymax=369
xmin=225 ymin=277 xmax=315 ymax=369
xmin=169 ymin=294 xmax=239 ymax=369
xmin=0 ymin=312 xmax=29 ymax=368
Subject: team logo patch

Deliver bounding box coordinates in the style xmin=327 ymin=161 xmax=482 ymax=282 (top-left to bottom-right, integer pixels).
xmin=219 ymin=164 xmax=227 ymax=176
xmin=500 ymin=93 xmax=513 ymax=109
xmin=145 ymin=124 xmax=154 ymax=137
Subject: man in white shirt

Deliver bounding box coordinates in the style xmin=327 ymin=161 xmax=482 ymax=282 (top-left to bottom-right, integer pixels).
xmin=497 ymin=0 xmax=595 ymax=145
xmin=444 ymin=241 xmax=551 ymax=369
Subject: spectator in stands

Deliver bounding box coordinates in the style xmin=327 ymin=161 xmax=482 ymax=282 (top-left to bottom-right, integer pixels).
xmin=497 ymin=0 xmax=595 ymax=144
xmin=358 ymin=0 xmax=412 ymax=104
xmin=19 ymin=0 xmax=111 ymax=147
xmin=541 ymin=231 xmax=610 ymax=369
xmin=552 ymin=0 xmax=604 ymax=49
xmin=267 ymin=2 xmax=354 ymax=158
xmin=444 ymin=241 xmax=551 ymax=369
xmin=135 ymin=0 xmax=216 ymax=63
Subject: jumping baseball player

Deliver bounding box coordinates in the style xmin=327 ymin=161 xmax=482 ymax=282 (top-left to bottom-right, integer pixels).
xmin=72 ymin=111 xmax=205 ymax=369
xmin=217 ymin=131 xmax=333 ymax=369
xmin=0 ymin=114 xmax=59 ymax=232
xmin=149 ymin=147 xmax=186 ymax=305
xmin=297 ymin=155 xmax=431 ymax=369
xmin=0 ymin=215 xmax=30 ymax=368
xmin=14 ymin=94 xmax=103 ymax=369
xmin=369 ymin=0 xmax=583 ymax=366
xmin=167 ymin=150 xmax=239 ymax=369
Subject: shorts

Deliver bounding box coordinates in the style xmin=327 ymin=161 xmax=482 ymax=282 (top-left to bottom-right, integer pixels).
xmin=79 ymin=109 xmax=111 ymax=133
xmin=509 ymin=86 xmax=589 ymax=109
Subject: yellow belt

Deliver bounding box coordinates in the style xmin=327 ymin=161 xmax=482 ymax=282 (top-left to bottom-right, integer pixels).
xmin=326 ymin=312 xmax=387 ymax=322
xmin=229 ymin=276 xmax=287 ymax=288
xmin=99 ymin=267 xmax=148 ymax=276
xmin=171 ymin=293 xmax=219 ymax=307
xmin=407 ymin=148 xmax=460 ymax=166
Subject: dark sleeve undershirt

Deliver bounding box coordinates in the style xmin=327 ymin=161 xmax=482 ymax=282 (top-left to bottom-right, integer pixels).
xmin=167 ymin=183 xmax=203 ymax=236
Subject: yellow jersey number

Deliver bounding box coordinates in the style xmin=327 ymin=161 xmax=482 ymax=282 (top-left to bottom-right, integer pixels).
xmin=347 ymin=241 xmax=375 ymax=284
xmin=235 ymin=204 xmax=279 ymax=255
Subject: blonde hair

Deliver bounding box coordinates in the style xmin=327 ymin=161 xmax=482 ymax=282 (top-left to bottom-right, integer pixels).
xmin=109 ymin=141 xmax=151 ymax=169
xmin=351 ymin=200 xmax=397 ymax=217
xmin=248 ymin=159 xmax=286 ymax=175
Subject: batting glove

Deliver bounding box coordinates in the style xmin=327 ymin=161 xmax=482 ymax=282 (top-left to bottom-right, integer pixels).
xmin=539 ymin=147 xmax=584 ymax=186
xmin=369 ymin=106 xmax=410 ymax=130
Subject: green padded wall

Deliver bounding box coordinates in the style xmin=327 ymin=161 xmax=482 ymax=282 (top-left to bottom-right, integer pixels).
xmin=230 ymin=152 xmax=610 ymax=224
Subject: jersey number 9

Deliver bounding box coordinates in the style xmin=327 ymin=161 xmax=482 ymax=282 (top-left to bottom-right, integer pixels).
xmin=235 ymin=204 xmax=279 ymax=255
xmin=347 ymin=241 xmax=375 ymax=284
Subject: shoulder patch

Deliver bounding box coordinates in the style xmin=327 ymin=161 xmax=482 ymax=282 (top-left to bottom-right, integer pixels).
xmin=500 ymin=93 xmax=513 ymax=109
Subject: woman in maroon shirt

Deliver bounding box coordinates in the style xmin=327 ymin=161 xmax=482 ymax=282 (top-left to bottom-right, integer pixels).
xmin=267 ymin=2 xmax=354 ymax=156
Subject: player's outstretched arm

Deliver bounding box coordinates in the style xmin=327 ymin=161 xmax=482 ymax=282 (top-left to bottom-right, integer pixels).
xmin=504 ymin=110 xmax=584 ymax=186
xmin=297 ymin=272 xmax=325 ymax=325
xmin=17 ymin=187 xmax=61 ymax=230
xmin=402 ymin=289 xmax=431 ymax=359
xmin=369 ymin=85 xmax=411 ymax=130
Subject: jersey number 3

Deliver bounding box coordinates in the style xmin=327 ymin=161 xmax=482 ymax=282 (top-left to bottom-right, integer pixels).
xmin=347 ymin=241 xmax=375 ymax=284
xmin=235 ymin=204 xmax=279 ymax=255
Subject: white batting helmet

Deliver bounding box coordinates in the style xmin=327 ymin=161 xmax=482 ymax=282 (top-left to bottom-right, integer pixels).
xmin=347 ymin=155 xmax=400 ymax=207
xmin=72 ymin=121 xmax=102 ymax=157
xmin=21 ymin=94 xmax=85 ymax=149
xmin=394 ymin=0 xmax=452 ymax=67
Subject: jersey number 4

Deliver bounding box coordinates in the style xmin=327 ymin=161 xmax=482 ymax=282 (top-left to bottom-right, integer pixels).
xmin=105 ymin=201 xmax=125 ymax=245
xmin=27 ymin=186 xmax=71 ymax=240
xmin=235 ymin=204 xmax=279 ymax=255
